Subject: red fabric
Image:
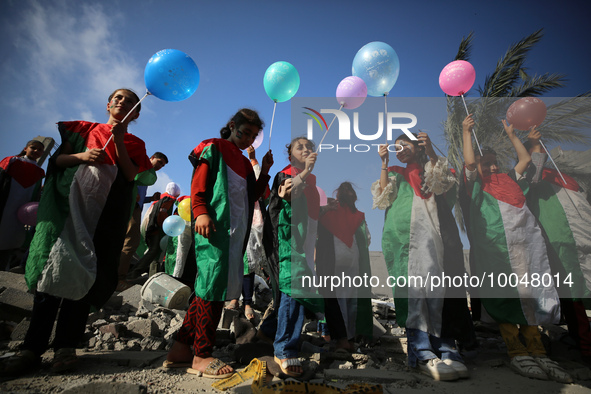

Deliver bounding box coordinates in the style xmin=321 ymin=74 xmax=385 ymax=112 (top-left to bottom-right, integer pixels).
xmin=281 ymin=165 xmax=320 ymax=220
xmin=388 ymin=163 xmax=431 ymax=199
xmin=542 ymin=168 xmax=579 ymax=192
xmin=192 ymin=138 xmax=253 ymax=180
xmin=320 ymin=203 xmax=365 ymax=248
xmin=1 ymin=156 xmax=45 ymax=188
xmin=59 ymin=121 xmax=152 ymax=173
xmin=481 ymin=173 xmax=526 ymax=208
xmin=176 ymin=297 xmax=224 ymax=358
xmin=191 ymin=161 xmax=210 ymax=219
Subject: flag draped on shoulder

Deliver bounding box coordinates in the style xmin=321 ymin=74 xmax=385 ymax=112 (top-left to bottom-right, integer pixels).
xmin=25 ymin=121 xmax=151 ymax=307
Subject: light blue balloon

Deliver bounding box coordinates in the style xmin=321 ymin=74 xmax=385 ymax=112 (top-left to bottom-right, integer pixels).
xmin=352 ymin=42 xmax=400 ymax=97
xmin=162 ymin=215 xmax=185 ymax=237
xmin=263 ymin=61 xmax=300 ymax=103
xmin=145 ymin=49 xmax=200 ymax=102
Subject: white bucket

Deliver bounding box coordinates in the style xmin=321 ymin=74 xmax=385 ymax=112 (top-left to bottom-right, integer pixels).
xmin=140 ymin=272 xmax=191 ymax=309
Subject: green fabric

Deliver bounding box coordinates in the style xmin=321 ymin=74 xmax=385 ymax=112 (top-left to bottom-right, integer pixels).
xmin=129 ymin=168 xmax=157 ymax=221
xmin=25 ymin=129 xmax=87 ymax=290
xmin=193 ymin=143 xmax=231 ymax=301
xmin=164 ymin=235 xmax=177 ymax=276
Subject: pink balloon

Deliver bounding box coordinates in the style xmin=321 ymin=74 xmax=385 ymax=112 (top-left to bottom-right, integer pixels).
xmin=336 ymin=76 xmax=368 ymax=109
xmin=252 ymin=129 xmax=264 ymax=150
xmin=506 ymin=97 xmax=547 ymax=131
xmin=17 ymin=202 xmax=39 ymax=226
xmin=439 ymin=60 xmax=476 ymax=96
xmin=317 ymin=186 xmax=328 ymax=206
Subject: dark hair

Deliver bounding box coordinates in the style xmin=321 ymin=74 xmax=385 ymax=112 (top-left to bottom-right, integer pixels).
xmin=220 ymin=108 xmax=264 ymax=139
xmin=395 ymin=133 xmax=429 ymax=168
xmin=108 ymin=88 xmax=141 ymax=113
xmin=286 ymin=136 xmax=315 ymax=158
xmin=335 ymin=181 xmax=358 ymax=213
xmin=476 ymin=146 xmax=497 ymax=158
xmin=18 ymin=139 xmax=44 ymax=157
xmin=151 ymin=151 xmax=169 ymax=164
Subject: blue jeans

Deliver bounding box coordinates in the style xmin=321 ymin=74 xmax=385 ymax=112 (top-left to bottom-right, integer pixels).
xmin=260 ymin=291 xmax=305 ymax=359
xmin=406 ymin=328 xmax=463 ymax=367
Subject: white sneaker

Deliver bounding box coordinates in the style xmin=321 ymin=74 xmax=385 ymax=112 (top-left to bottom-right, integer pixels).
xmin=418 ymin=358 xmax=459 ymax=381
xmin=510 ymin=356 xmax=548 ymax=380
xmin=443 ymin=359 xmax=469 ymax=378
xmin=533 ymin=357 xmax=573 ymax=383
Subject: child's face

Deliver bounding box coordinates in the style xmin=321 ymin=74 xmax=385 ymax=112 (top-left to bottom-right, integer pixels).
xmin=477 ymin=153 xmax=499 ymax=177
xmin=395 ymin=139 xmax=417 ymax=164
xmin=107 ymin=90 xmax=140 ymax=122
xmin=229 ymin=122 xmax=259 ymax=150
xmin=24 ymin=142 xmax=44 ymax=160
xmin=150 ymin=157 xmax=167 ymax=171
xmin=289 ymin=139 xmax=313 ymax=168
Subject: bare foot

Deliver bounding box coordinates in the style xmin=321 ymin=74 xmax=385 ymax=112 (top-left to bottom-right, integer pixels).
xmin=225 ymin=300 xmax=239 ymax=310
xmin=192 ymin=356 xmax=234 ymax=375
xmin=166 ymin=341 xmax=193 ymax=363
xmin=244 ymin=304 xmax=255 ymax=320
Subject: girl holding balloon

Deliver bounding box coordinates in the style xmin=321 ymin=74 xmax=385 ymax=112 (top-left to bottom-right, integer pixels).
xmin=373 ymin=132 xmax=474 ymax=381
xmin=459 ymin=115 xmax=571 ymax=383
xmin=1 ymin=88 xmax=153 ymax=376
xmin=165 ymin=108 xmax=273 ymax=378
xmin=0 ymin=139 xmax=45 ymax=270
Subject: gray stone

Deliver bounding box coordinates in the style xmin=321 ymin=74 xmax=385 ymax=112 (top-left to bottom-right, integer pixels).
xmin=324 ymin=368 xmax=411 ymax=383
xmin=0 ymin=288 xmax=33 ymax=321
xmin=219 ymin=307 xmax=239 ymax=329
xmin=126 ymin=319 xmax=159 ymax=338
xmin=0 ymin=271 xmax=29 ymax=293
xmin=10 ymin=318 xmax=29 ymax=341
xmin=61 ymin=381 xmax=147 ymax=394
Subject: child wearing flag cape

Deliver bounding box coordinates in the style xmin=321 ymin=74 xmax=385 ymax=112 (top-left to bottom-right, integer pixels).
xmin=525 ymin=128 xmax=591 ymax=363
xmin=373 ymin=132 xmax=473 ymax=381
xmin=460 ymin=114 xmax=571 ymax=383
xmin=0 ymin=88 xmax=152 ymax=376
xmin=0 ymin=139 xmax=45 ymax=270
xmin=164 ymin=108 xmax=273 ymax=378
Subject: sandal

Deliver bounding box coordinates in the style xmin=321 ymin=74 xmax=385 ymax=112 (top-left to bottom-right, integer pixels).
xmin=533 ymin=356 xmax=573 ymax=383
xmin=274 ymin=356 xmax=302 ymax=378
xmin=51 ymin=348 xmax=78 ymax=373
xmin=0 ymin=350 xmax=40 ymax=376
xmin=225 ymin=302 xmax=240 ymax=311
xmin=510 ymin=356 xmax=548 ymax=380
xmin=244 ymin=305 xmax=255 ymax=320
xmin=187 ymin=358 xmax=234 ymax=379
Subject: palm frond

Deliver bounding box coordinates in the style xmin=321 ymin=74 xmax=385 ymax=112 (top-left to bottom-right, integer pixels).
xmin=454 ymin=31 xmax=474 ymax=61
xmin=510 ymin=73 xmax=567 ymax=97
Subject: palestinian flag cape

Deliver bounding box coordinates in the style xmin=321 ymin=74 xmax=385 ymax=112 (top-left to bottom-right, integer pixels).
xmin=377 ymin=163 xmax=473 ymax=340
xmin=460 ymin=168 xmax=560 ymax=325
xmin=189 ymin=138 xmax=257 ymax=301
xmin=25 ymin=121 xmax=152 ymax=307
xmin=527 ymin=167 xmax=591 ymax=299
xmin=316 ymin=203 xmax=373 ymax=339
xmin=263 ymin=165 xmax=323 ymax=314
xmin=0 ymin=155 xmax=45 ymax=250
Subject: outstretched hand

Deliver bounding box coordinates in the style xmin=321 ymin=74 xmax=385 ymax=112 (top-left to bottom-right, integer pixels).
xmin=463 ymin=114 xmax=475 ymax=133
xmin=501 ymin=119 xmax=515 ymax=137
xmin=261 ymin=150 xmax=274 ymax=175
xmin=417 ymin=132 xmax=436 ymax=159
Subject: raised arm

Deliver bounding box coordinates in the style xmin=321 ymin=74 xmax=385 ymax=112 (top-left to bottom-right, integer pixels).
xmin=378 ymin=144 xmax=389 ymax=192
xmin=502 ymin=120 xmax=531 ymax=175
xmin=462 ymin=115 xmax=476 ymax=171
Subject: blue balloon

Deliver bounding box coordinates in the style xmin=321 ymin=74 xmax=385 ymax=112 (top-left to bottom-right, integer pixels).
xmin=352 ymin=42 xmax=400 ymax=97
xmin=144 ymin=49 xmax=200 ymax=102
xmin=263 ymin=61 xmax=300 ymax=103
xmin=162 ymin=215 xmax=185 ymax=237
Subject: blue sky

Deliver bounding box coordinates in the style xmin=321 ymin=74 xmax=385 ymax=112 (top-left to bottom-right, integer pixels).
xmin=1 ymin=0 xmax=590 ymax=250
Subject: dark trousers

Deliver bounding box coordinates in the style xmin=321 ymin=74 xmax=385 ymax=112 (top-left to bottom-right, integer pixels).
xmin=242 ymin=272 xmax=255 ymax=306
xmin=22 ymin=291 xmax=91 ymax=356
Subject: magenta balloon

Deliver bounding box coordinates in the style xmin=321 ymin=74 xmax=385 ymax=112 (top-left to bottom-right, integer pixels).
xmin=17 ymin=202 xmax=39 ymax=226
xmin=506 ymin=97 xmax=547 ymax=130
xmin=439 ymin=60 xmax=476 ymax=96
xmin=336 ymin=76 xmax=368 ymax=109
xmin=317 ymin=186 xmax=328 ymax=206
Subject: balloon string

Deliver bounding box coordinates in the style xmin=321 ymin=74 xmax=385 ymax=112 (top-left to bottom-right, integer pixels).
xmin=384 ymin=93 xmax=389 ymax=145
xmin=102 ymin=91 xmax=151 ymax=150
xmin=539 ymin=139 xmax=567 ymax=185
xmin=461 ymin=94 xmax=483 ymax=156
xmin=268 ymin=101 xmax=277 ymax=151
xmin=315 ymin=104 xmax=343 ymax=153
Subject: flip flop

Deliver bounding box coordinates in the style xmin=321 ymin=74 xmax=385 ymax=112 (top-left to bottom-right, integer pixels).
xmin=274 ymin=356 xmax=302 ymax=378
xmin=187 ymin=358 xmax=234 ymax=379
xmin=162 ymin=360 xmax=193 ymax=369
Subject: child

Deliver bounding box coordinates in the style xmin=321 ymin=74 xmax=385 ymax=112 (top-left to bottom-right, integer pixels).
xmin=372 ymin=132 xmax=472 ymax=381
xmin=1 ymin=88 xmax=152 ymax=376
xmin=259 ymin=136 xmax=322 ymax=378
xmin=164 ymin=108 xmax=273 ymax=378
xmin=226 ymin=145 xmax=269 ymax=320
xmin=0 ymin=139 xmax=45 ymax=269
xmin=460 ymin=115 xmax=570 ymax=383
xmin=164 ymin=195 xmax=197 ymax=289
xmin=316 ymin=181 xmax=373 ymax=352
xmin=525 ymin=127 xmax=591 ymax=362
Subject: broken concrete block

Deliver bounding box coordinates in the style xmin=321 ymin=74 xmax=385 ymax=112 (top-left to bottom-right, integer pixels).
xmin=126 ymin=319 xmax=160 ymax=338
